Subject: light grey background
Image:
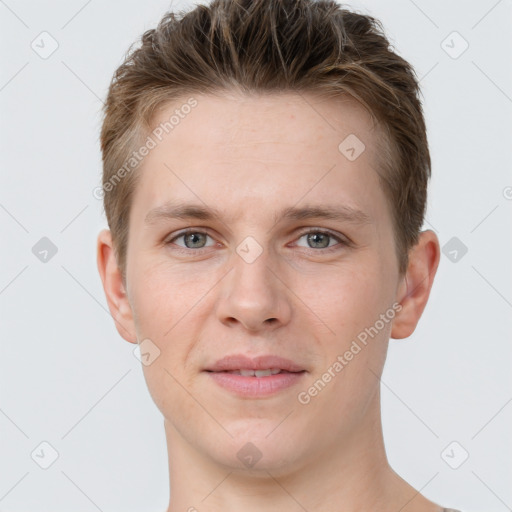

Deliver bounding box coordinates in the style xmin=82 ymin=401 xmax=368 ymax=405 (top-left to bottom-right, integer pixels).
xmin=1 ymin=0 xmax=511 ymax=511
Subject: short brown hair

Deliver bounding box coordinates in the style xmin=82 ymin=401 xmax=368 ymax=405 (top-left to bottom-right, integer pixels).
xmin=100 ymin=0 xmax=431 ymax=281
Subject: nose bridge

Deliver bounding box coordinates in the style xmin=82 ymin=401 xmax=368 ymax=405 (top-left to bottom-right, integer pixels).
xmin=216 ymin=238 xmax=291 ymax=330
xmin=233 ymin=243 xmax=274 ymax=297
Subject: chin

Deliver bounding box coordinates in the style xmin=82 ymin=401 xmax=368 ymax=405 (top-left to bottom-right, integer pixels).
xmin=208 ymin=420 xmax=307 ymax=473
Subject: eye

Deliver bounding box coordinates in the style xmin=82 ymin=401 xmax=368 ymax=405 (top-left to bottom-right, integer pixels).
xmin=294 ymin=230 xmax=345 ymax=251
xmin=167 ymin=230 xmax=216 ymax=250
xmin=165 ymin=228 xmax=348 ymax=255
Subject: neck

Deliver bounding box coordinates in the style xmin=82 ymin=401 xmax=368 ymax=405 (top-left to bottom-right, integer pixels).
xmin=164 ymin=387 xmax=441 ymax=512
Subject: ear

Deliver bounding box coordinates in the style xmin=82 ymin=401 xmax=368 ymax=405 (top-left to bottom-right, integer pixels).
xmin=96 ymin=229 xmax=138 ymax=344
xmin=391 ymin=230 xmax=441 ymax=339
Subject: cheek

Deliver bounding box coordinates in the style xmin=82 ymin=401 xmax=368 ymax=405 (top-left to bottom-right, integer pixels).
xmin=129 ymin=259 xmax=208 ymax=336
xmin=298 ymin=262 xmax=389 ymax=341
xmin=129 ymin=264 xmax=207 ymax=419
xmin=294 ymin=266 xmax=391 ymax=430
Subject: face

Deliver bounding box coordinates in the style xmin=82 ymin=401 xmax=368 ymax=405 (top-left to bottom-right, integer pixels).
xmin=111 ymin=91 xmax=410 ymax=473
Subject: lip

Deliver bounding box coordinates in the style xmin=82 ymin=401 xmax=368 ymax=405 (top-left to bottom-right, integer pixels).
xmin=204 ymin=354 xmax=306 ymax=398
xmin=205 ymin=354 xmax=305 ymax=373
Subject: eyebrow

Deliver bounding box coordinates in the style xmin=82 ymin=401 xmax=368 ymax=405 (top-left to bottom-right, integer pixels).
xmin=144 ymin=201 xmax=372 ymax=226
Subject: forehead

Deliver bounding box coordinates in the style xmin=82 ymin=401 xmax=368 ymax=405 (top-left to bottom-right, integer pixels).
xmin=132 ymin=90 xmax=388 ymax=225
xmin=150 ymin=90 xmax=380 ymax=160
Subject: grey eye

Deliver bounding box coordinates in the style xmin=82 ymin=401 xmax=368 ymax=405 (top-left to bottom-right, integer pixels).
xmin=306 ymin=232 xmax=331 ymax=249
xmin=296 ymin=231 xmax=339 ymax=249
xmin=182 ymin=232 xmax=208 ymax=248
xmin=169 ymin=231 xmax=215 ymax=250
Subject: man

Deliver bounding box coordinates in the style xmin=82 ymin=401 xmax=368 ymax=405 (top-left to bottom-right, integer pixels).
xmin=96 ymin=1 xmax=458 ymax=510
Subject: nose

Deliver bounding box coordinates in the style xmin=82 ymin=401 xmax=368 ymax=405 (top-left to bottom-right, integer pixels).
xmin=215 ymin=247 xmax=292 ymax=333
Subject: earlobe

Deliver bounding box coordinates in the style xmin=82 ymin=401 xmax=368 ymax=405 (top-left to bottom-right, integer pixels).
xmin=391 ymin=230 xmax=441 ymax=340
xmin=96 ymin=229 xmax=138 ymax=344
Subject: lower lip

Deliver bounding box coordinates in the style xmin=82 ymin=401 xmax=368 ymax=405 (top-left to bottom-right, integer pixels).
xmin=205 ymin=371 xmax=306 ymax=398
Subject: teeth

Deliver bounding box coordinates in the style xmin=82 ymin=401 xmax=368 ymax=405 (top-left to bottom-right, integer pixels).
xmin=255 ymin=369 xmax=281 ymax=377
xmin=225 ymin=368 xmax=282 ymax=377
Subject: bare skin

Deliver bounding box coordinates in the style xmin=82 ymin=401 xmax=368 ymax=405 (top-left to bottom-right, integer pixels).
xmin=97 ymin=90 xmax=441 ymax=512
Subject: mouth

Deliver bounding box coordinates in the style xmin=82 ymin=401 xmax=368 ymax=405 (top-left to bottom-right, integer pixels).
xmin=204 ymin=354 xmax=307 ymax=397
xmin=206 ymin=368 xmax=305 ymax=377
xmin=205 ymin=353 xmax=306 ymax=373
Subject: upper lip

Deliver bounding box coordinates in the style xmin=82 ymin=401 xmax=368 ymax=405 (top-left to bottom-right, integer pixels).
xmin=205 ymin=354 xmax=305 ymax=373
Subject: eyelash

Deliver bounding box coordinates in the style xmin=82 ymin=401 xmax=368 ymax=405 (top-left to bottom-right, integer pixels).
xmin=165 ymin=228 xmax=349 ymax=255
